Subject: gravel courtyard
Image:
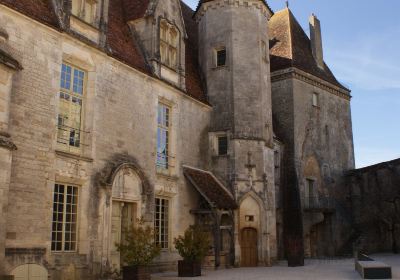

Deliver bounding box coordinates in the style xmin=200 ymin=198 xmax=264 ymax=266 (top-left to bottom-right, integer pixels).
xmin=153 ymin=254 xmax=400 ymax=280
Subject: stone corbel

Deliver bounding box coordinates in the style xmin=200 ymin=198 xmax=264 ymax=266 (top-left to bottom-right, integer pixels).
xmin=0 ymin=134 xmax=17 ymax=151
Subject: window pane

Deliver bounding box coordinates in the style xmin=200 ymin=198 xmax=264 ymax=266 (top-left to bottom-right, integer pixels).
xmin=52 ymin=184 xmax=78 ymax=252
xmin=154 ymin=198 xmax=169 ymax=249
xmin=217 ymin=49 xmax=227 ymax=67
xmin=157 ymin=104 xmax=170 ymax=169
xmin=61 ymin=64 xmax=72 ymax=90
xmin=218 ymin=136 xmax=228 ymax=155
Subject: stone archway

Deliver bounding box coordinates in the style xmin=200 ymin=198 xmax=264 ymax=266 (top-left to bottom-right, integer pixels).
xmin=10 ymin=264 xmax=48 ymax=280
xmin=95 ymin=154 xmax=154 ymax=275
xmin=238 ymin=193 xmax=264 ymax=267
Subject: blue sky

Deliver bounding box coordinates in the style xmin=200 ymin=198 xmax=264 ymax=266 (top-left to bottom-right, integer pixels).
xmin=183 ymin=0 xmax=400 ymax=168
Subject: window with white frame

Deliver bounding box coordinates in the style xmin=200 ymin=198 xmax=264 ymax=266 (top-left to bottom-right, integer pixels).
xmin=155 ymin=197 xmax=169 ymax=249
xmin=160 ymin=20 xmax=179 ymax=69
xmin=57 ymin=63 xmax=85 ymax=152
xmin=72 ymin=0 xmax=98 ymax=25
xmin=51 ymin=184 xmax=79 ymax=252
xmin=157 ymin=103 xmax=170 ymax=170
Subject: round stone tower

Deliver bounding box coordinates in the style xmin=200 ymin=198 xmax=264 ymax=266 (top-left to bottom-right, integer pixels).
xmin=195 ymin=0 xmax=277 ymax=266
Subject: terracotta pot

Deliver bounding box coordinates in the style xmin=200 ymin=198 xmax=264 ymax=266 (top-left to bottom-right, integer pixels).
xmin=122 ymin=265 xmax=150 ymax=280
xmin=178 ymin=260 xmax=201 ymax=277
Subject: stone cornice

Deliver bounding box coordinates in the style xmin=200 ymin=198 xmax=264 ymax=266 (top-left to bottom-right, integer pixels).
xmin=271 ymin=67 xmax=351 ymax=101
xmin=195 ymin=0 xmax=273 ymax=22
xmin=0 ymin=135 xmax=17 ymax=151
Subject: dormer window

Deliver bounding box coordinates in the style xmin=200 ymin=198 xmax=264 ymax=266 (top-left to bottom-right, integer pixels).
xmin=160 ymin=20 xmax=179 ymax=69
xmin=72 ymin=0 xmax=98 ymax=25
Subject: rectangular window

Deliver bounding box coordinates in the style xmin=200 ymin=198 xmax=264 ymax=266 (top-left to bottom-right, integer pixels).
xmin=72 ymin=0 xmax=97 ymax=25
xmin=218 ymin=135 xmax=228 ymax=156
xmin=57 ymin=63 xmax=85 ymax=152
xmin=51 ymin=184 xmax=79 ymax=252
xmin=160 ymin=20 xmax=179 ymax=69
xmin=306 ymin=179 xmax=315 ymax=208
xmin=216 ymin=48 xmax=227 ymax=67
xmin=157 ymin=103 xmax=170 ymax=170
xmin=155 ymin=198 xmax=169 ymax=249
xmin=261 ymin=40 xmax=267 ymax=61
xmin=312 ymin=92 xmax=319 ymax=107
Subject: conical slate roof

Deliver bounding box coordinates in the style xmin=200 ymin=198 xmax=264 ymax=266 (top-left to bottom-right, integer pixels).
xmin=195 ymin=0 xmax=273 ymax=15
xmin=269 ymin=8 xmax=348 ymax=91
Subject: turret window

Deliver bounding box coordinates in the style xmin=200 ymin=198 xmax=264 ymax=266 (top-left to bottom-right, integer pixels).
xmin=72 ymin=0 xmax=97 ymax=25
xmin=216 ymin=48 xmax=227 ymax=67
xmin=160 ymin=20 xmax=179 ymax=69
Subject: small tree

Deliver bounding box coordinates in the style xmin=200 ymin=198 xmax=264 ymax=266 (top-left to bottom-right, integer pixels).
xmin=117 ymin=219 xmax=161 ymax=266
xmin=174 ymin=225 xmax=210 ymax=262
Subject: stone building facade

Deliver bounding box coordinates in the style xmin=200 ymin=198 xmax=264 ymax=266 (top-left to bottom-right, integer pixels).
xmin=0 ymin=0 xmax=373 ymax=279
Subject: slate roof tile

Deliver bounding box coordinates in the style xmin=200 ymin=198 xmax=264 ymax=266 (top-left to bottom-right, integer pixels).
xmin=183 ymin=166 xmax=237 ymax=210
xmin=269 ymin=8 xmax=348 ymax=91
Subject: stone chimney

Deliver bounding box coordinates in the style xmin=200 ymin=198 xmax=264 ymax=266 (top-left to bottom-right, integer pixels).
xmin=309 ymin=14 xmax=324 ymax=69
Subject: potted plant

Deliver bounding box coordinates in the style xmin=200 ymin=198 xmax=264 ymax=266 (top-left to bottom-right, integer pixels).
xmin=174 ymin=225 xmax=210 ymax=277
xmin=116 ymin=220 xmax=161 ymax=280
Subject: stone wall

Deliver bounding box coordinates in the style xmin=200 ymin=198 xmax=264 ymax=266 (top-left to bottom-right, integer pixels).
xmin=271 ymin=69 xmax=355 ymax=260
xmin=347 ymin=158 xmax=400 ymax=254
xmin=0 ymin=5 xmax=210 ymax=278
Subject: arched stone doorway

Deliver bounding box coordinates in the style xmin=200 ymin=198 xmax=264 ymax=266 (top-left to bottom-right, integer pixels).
xmin=109 ymin=166 xmax=143 ymax=272
xmin=10 ymin=264 xmax=48 ymax=280
xmin=239 ymin=194 xmax=263 ymax=267
xmin=96 ymin=155 xmax=154 ymax=276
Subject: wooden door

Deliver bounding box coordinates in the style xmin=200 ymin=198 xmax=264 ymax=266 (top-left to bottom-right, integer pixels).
xmin=241 ymin=228 xmax=258 ymax=267
xmin=110 ymin=201 xmax=122 ymax=271
xmin=111 ymin=201 xmax=137 ymax=271
xmin=11 ymin=264 xmax=48 ymax=280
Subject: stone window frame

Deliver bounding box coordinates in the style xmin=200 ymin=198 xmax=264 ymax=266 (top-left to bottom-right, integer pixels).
xmin=71 ymin=0 xmax=99 ymax=26
xmin=312 ymin=92 xmax=320 ymax=108
xmin=212 ymin=131 xmax=229 ymax=157
xmin=154 ymin=197 xmax=170 ymax=250
xmin=261 ymin=40 xmax=269 ymax=63
xmin=57 ymin=62 xmax=88 ymax=155
xmin=213 ymin=46 xmax=227 ymax=68
xmin=159 ymin=19 xmax=180 ymax=70
xmin=156 ymin=102 xmax=172 ymax=171
xmin=51 ymin=183 xmax=80 ymax=253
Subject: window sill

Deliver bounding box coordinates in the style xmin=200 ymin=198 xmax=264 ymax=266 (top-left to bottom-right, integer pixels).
xmin=55 ymin=149 xmax=93 ymax=162
xmin=212 ymin=65 xmax=228 ymax=71
xmin=212 ymin=154 xmax=229 ymax=159
xmin=70 ymin=14 xmax=99 ymax=30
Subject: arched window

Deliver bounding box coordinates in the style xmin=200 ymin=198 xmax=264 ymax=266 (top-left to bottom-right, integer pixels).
xmin=72 ymin=0 xmax=97 ymax=25
xmin=160 ymin=20 xmax=179 ymax=69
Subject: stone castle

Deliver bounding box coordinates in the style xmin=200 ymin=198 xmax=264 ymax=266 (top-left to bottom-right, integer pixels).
xmin=0 ymin=0 xmax=398 ymax=279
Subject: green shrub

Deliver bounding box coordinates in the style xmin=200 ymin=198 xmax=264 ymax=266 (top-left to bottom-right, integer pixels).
xmin=116 ymin=220 xmax=161 ymax=266
xmin=174 ymin=225 xmax=210 ymax=262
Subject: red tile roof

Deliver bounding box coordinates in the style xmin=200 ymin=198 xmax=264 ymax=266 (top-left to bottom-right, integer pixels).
xmin=183 ymin=166 xmax=237 ymax=209
xmin=0 ymin=0 xmax=60 ymax=29
xmin=107 ymin=0 xmax=149 ymax=74
xmin=0 ymin=0 xmax=208 ymax=104
xmin=269 ymin=8 xmax=348 ymax=91
xmin=122 ymin=0 xmax=150 ymax=22
xmin=181 ymin=1 xmax=208 ymax=103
